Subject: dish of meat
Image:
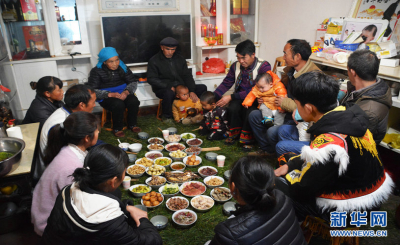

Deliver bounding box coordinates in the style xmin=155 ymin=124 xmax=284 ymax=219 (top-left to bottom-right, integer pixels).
xmin=179 ymin=181 xmax=206 ymax=197
xmin=165 ymin=143 xmax=185 ymax=152
xmin=164 ymin=171 xmax=200 ymax=184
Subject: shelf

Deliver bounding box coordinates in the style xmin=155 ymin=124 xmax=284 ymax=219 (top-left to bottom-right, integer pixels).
xmin=310 ymin=53 xmax=400 ymax=83
xmin=198 ymin=43 xmax=260 ymax=50
xmin=3 ymin=54 xmax=92 ymax=64
xmin=392 ymin=96 xmax=400 ymax=109
xmin=195 ymin=72 xmax=226 ymax=81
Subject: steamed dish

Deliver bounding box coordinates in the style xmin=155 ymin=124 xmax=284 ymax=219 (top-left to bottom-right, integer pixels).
xmin=166 ymin=134 xmax=180 ymax=142
xmin=170 ymin=150 xmax=186 ymax=158
xmin=148 ymin=176 xmax=166 ymax=186
xmin=167 ymin=197 xmax=188 ymax=211
xmin=127 ymin=165 xmax=145 ymax=175
xmin=147 ymin=165 xmax=165 ymax=175
xmin=205 ymin=177 xmax=223 ymax=186
xmin=212 ymin=188 xmax=232 ymax=201
xmin=148 ymin=144 xmax=163 ymax=150
xmin=136 ymin=157 xmax=153 ymax=167
xmin=192 ymin=196 xmax=214 ymax=210
xmin=146 ymin=152 xmax=163 ymax=160
xmin=174 ymin=211 xmax=196 ymax=225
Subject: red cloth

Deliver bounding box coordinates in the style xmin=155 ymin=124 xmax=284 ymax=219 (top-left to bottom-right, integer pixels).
xmin=202 ymin=58 xmax=225 ymax=74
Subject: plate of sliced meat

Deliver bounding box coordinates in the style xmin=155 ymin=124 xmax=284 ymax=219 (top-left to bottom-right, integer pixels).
xmin=179 ymin=181 xmax=206 ymax=197
xmin=164 ymin=170 xmax=200 ymax=184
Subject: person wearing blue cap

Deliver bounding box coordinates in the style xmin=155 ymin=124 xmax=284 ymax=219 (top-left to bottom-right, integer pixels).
xmin=88 ymin=47 xmax=140 ymax=137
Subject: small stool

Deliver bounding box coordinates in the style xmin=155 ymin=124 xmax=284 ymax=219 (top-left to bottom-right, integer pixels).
xmin=101 ymin=108 xmax=128 ymax=132
xmin=301 ymin=216 xmax=359 ymax=245
xmin=157 ymin=99 xmax=163 ymax=121
xmin=272 ymin=56 xmax=286 ymax=74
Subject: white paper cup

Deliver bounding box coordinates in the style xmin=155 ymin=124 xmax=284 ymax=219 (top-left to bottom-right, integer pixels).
xmin=162 ymin=130 xmax=169 ymax=138
xmin=217 ymin=155 xmax=226 ymax=167
xmin=122 ymin=176 xmax=131 ymax=190
xmin=6 ymin=126 xmax=23 ymax=139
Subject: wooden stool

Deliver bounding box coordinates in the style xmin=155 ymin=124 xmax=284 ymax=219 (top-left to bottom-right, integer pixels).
xmin=101 ymin=108 xmax=128 ymax=132
xmin=157 ymin=99 xmax=163 ymax=121
xmin=272 ymin=56 xmax=286 ymax=74
xmin=301 ymin=216 xmax=359 ymax=245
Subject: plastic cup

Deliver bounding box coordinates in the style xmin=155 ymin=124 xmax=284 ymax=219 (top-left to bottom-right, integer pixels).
xmin=6 ymin=126 xmax=23 ymax=139
xmin=217 ymin=155 xmax=226 ymax=167
xmin=122 ymin=176 xmax=131 ymax=190
xmin=162 ymin=130 xmax=169 ymax=139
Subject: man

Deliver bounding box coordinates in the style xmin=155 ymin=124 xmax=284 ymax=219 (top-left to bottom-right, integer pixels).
xmin=33 ymin=84 xmax=96 ymax=180
xmin=341 ymin=49 xmax=392 ymax=144
xmin=147 ymin=37 xmax=207 ymax=122
xmin=274 ymin=71 xmax=394 ymax=222
xmin=249 ymin=39 xmax=320 ymax=156
xmin=214 ymin=39 xmax=271 ymax=146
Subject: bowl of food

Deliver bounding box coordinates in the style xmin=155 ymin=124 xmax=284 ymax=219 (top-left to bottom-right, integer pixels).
xmin=184 ymin=146 xmax=202 ymax=156
xmin=147 ymin=144 xmax=164 ymax=152
xmin=165 ymin=143 xmax=186 ymax=152
xmin=146 ymin=165 xmax=166 ymax=176
xmin=191 ymin=195 xmax=215 ymax=212
xmin=183 ymin=155 xmax=202 ymax=167
xmin=138 ymin=132 xmax=150 ymax=140
xmin=135 ymin=157 xmax=154 ymax=168
xmin=154 ymin=157 xmax=172 ymax=168
xmin=169 ymin=150 xmax=187 ymax=161
xmin=224 ymin=170 xmax=231 ymax=181
xmin=170 ymin=162 xmax=186 ymax=171
xmin=180 ymin=133 xmax=196 ymax=142
xmin=186 ymin=138 xmax=203 ymax=147
xmin=145 ymin=151 xmax=163 ymax=160
xmin=145 ymin=176 xmax=166 ymax=189
xmin=148 ymin=137 xmax=164 ymax=145
xmin=205 ymin=152 xmax=218 ymax=161
xmin=118 ymin=142 xmax=130 ymax=151
xmin=129 ymin=184 xmax=151 ymax=198
xmin=159 ymin=184 xmax=179 ymax=198
xmin=134 ymin=204 xmax=147 ymax=212
xmin=128 ymin=143 xmax=142 ymax=153
xmin=172 ymin=209 xmax=197 ymax=227
xmin=141 ymin=191 xmax=164 ymax=208
xmin=128 ymin=154 xmax=137 ymax=163
xmin=0 ymin=138 xmax=25 ymax=177
xmin=165 ymin=134 xmax=181 ymax=143
xmin=179 ymin=181 xmax=206 ymax=197
xmin=223 ymin=201 xmax=237 ymax=216
xmin=167 ymin=127 xmax=178 ymax=135
xmin=210 ymin=187 xmax=232 ymax=203
xmin=166 ymin=196 xmax=189 ymax=212
xmin=198 ymin=166 xmax=218 ymax=178
xmin=126 ymin=164 xmax=146 ymax=178
xmin=150 ymin=215 xmax=168 ymax=230
xmin=204 ymin=176 xmax=225 ymax=189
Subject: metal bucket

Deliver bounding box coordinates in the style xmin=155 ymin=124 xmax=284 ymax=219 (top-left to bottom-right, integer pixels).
xmin=0 ymin=137 xmax=25 ymax=177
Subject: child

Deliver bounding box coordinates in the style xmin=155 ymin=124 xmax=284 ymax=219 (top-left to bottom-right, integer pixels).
xmin=199 ymin=91 xmax=229 ymax=140
xmin=242 ymin=71 xmax=287 ymax=125
xmin=172 ymin=85 xmax=203 ymax=124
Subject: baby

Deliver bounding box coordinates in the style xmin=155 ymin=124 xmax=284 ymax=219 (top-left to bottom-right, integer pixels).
xmin=242 ymin=71 xmax=287 ymax=125
xmin=172 ymin=85 xmax=203 ymax=124
xmin=199 ymin=91 xmax=229 ymax=141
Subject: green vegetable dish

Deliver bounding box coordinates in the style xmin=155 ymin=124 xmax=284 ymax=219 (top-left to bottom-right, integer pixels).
xmin=155 ymin=158 xmax=171 ymax=166
xmin=132 ymin=186 xmax=150 ymax=193
xmin=162 ymin=184 xmax=179 ymax=194
xmin=182 ymin=134 xmax=194 ymax=140
xmin=0 ymin=152 xmax=14 ymax=161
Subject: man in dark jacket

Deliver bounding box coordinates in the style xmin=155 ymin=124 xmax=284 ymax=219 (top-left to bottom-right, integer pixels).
xmin=147 ymin=37 xmax=207 ymax=122
xmin=341 ymin=49 xmax=392 ymax=144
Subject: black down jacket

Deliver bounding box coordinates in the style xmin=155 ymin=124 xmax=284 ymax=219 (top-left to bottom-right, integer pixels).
xmin=22 ymin=94 xmax=64 ymax=129
xmin=209 ymin=189 xmax=307 ymax=245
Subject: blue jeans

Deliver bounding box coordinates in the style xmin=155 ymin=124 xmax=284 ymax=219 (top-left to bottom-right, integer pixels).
xmin=248 ymin=110 xmax=295 ymax=153
xmin=276 ymin=125 xmax=309 ymax=156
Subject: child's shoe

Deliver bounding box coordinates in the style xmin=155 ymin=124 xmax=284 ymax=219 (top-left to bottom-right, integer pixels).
xmin=262 ymin=117 xmax=274 ymax=125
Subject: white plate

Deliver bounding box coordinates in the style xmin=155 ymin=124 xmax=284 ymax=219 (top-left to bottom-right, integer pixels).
xmin=203 ymin=176 xmax=224 ymax=189
xmin=166 ymin=196 xmax=189 ymax=212
xmin=180 ymin=133 xmax=196 ymax=142
xmin=164 ymin=143 xmax=186 ymax=152
xmin=191 ymin=195 xmax=215 ymax=212
xmin=210 ymin=187 xmax=233 ymax=203
xmin=126 ymin=164 xmax=146 ymax=178
xmin=154 ymin=157 xmax=172 ymax=168
xmin=148 ymin=137 xmax=165 ymax=145
xmin=172 ymin=209 xmax=197 ymax=227
xmin=198 ymin=166 xmax=218 ymax=178
xmin=141 ymin=193 xmax=164 ymax=209
xmin=183 ymin=155 xmax=202 ymax=167
xmin=135 ymin=157 xmax=154 ymax=168
xmin=145 ymin=151 xmax=164 ymax=160
xmin=129 ymin=184 xmax=151 ymax=198
xmin=179 ymin=181 xmax=206 ymax=197
xmin=147 ymin=144 xmax=164 ymax=152
xmin=145 ymin=176 xmax=166 ymax=189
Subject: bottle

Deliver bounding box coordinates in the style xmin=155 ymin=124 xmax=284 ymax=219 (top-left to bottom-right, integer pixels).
xmin=54 ymin=1 xmax=60 ymax=21
xmin=209 ymin=0 xmax=216 ymax=16
xmin=6 ymin=119 xmax=15 ymax=128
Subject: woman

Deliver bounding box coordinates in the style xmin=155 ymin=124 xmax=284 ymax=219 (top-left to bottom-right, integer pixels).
xmin=209 ymin=156 xmax=306 ymax=245
xmin=88 ymin=47 xmax=140 ymax=137
xmin=41 ymin=144 xmax=163 ymax=245
xmin=31 ymin=112 xmax=99 ymax=236
xmin=22 ymin=76 xmax=64 ymax=128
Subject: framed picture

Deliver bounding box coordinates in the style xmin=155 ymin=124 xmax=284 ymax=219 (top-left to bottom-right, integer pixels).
xmin=341 ymin=18 xmax=389 ymax=43
xmin=349 ymin=0 xmax=400 ymax=40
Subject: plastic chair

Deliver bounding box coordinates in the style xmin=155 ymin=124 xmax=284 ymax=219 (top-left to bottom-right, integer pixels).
xmin=101 ymin=108 xmax=128 ymax=131
xmin=272 ymin=56 xmax=286 ymax=74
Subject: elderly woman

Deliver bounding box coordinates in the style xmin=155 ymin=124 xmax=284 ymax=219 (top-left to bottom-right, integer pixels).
xmin=22 ymin=76 xmax=64 ymax=129
xmin=209 ymin=156 xmax=306 ymax=245
xmin=88 ymin=47 xmax=140 ymax=137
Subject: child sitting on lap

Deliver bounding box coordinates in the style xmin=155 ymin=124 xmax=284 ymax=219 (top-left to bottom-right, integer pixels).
xmin=199 ymin=92 xmax=229 ymax=141
xmin=172 ymin=85 xmax=203 ymax=124
xmin=242 ymin=71 xmax=287 ymax=125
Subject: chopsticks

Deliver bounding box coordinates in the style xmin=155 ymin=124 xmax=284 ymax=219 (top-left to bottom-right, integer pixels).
xmin=192 ymin=127 xmax=201 ymax=131
xmin=201 ymin=147 xmax=221 ymax=152
xmin=158 ymin=127 xmax=163 ymax=132
xmin=125 ymin=151 xmax=137 ymax=155
xmin=127 ymin=137 xmax=141 ymax=143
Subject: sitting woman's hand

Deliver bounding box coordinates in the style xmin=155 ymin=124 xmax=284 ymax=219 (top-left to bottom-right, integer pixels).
xmin=126 ymin=205 xmax=148 ymax=227
xmin=108 ymin=92 xmax=121 ymax=99
xmin=119 ymin=90 xmax=129 ymax=101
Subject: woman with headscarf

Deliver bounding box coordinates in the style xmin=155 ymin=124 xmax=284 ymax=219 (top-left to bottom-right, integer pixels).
xmin=88 ymin=47 xmax=140 ymax=137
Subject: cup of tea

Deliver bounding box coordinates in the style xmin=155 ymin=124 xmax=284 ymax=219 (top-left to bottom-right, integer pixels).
xmin=162 ymin=130 xmax=169 ymax=139
xmin=122 ymin=176 xmax=131 ymax=190
xmin=217 ymin=155 xmax=226 ymax=167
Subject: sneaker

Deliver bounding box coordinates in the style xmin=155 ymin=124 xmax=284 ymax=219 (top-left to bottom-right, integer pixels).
xmin=248 ymin=149 xmax=276 ymax=157
xmin=242 ymin=145 xmax=253 ymax=152
xmin=114 ymin=130 xmax=125 ymax=137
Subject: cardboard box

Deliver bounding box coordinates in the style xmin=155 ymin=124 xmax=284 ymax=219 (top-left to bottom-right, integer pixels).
xmin=22 ymin=26 xmax=49 ymax=51
xmin=20 ymin=0 xmax=38 ymax=21
xmin=380 ymin=58 xmax=399 ymax=67
xmin=376 ymin=41 xmax=397 ymax=59
xmin=323 ymin=34 xmax=341 ymax=49
xmin=62 ymin=79 xmax=79 ymax=89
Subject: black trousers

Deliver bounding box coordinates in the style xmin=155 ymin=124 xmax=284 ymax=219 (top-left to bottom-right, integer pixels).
xmin=99 ymin=94 xmax=140 ymax=131
xmin=226 ymin=99 xmax=258 ymax=144
xmin=155 ymin=84 xmax=207 ymax=118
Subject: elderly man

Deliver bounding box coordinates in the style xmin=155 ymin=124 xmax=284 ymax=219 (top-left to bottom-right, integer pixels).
xmin=147 ymin=37 xmax=207 ymax=123
xmin=249 ymin=39 xmax=320 ymax=156
xmin=341 ymin=49 xmax=392 ymax=144
xmin=214 ymin=39 xmax=271 ymax=145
